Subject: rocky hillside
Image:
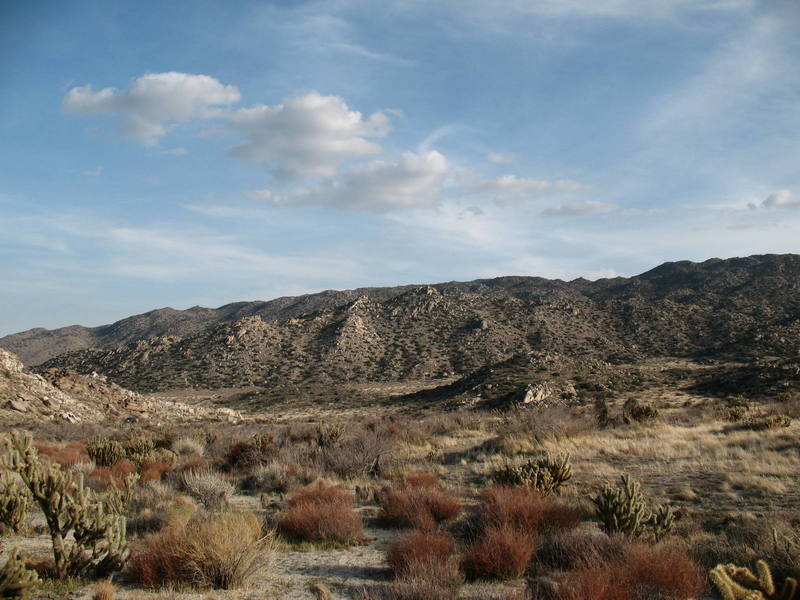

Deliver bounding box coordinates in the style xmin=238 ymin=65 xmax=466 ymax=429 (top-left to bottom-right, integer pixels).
xmin=11 ymin=254 xmax=797 ymax=394
xmin=0 ymin=348 xmax=245 ymax=425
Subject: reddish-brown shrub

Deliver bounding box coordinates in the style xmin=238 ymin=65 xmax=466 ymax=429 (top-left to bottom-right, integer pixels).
xmin=139 ymin=460 xmax=172 ymax=483
xmin=288 ymin=481 xmax=352 ymax=508
xmin=386 ymin=529 xmax=456 ymax=576
xmin=403 ymin=472 xmax=439 ymax=488
xmin=481 ymin=486 xmax=582 ymax=535
xmin=462 ymin=525 xmax=534 ymax=581
xmin=35 ymin=441 xmax=89 ymax=467
xmin=379 ymin=482 xmax=461 ymax=528
xmin=277 ymin=502 xmax=364 ymax=545
xmin=111 ymin=459 xmax=137 ymax=479
xmin=554 ymin=541 xmax=707 ymax=600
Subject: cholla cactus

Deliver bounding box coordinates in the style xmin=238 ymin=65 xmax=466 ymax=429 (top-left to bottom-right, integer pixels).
xmin=0 ymin=548 xmax=39 ymax=600
xmin=592 ymin=474 xmax=650 ymax=537
xmin=592 ymin=474 xmax=675 ymax=540
xmin=710 ymin=559 xmax=798 ymax=600
xmin=87 ymin=438 xmax=126 ymax=467
xmin=649 ymin=503 xmax=675 ymax=542
xmin=0 ymin=475 xmax=32 ymax=533
xmin=2 ymin=432 xmax=134 ymax=578
xmin=492 ymin=452 xmax=573 ymax=495
xmin=122 ymin=437 xmax=155 ymax=465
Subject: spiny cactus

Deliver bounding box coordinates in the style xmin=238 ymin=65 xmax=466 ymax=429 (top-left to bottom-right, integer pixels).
xmin=710 ymin=560 xmax=798 ymax=600
xmin=122 ymin=437 xmax=155 ymax=465
xmin=0 ymin=548 xmax=39 ymax=600
xmin=87 ymin=438 xmax=126 ymax=468
xmin=592 ymin=474 xmax=674 ymax=540
xmin=593 ymin=474 xmax=650 ymax=537
xmin=492 ymin=452 xmax=573 ymax=495
xmin=0 ymin=475 xmax=32 ymax=533
xmin=2 ymin=432 xmax=134 ymax=578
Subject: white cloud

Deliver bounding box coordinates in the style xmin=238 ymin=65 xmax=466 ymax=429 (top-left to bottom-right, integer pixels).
xmin=761 ymin=189 xmax=800 ymax=210
xmin=486 ymin=152 xmax=515 ymax=164
xmin=62 ymin=72 xmax=240 ymax=145
xmin=82 ymin=166 xmax=102 ymax=177
xmin=226 ymin=91 xmax=391 ymax=179
xmin=542 ymin=200 xmax=618 ymax=217
xmin=281 ymin=150 xmax=448 ymax=211
xmin=163 ymin=147 xmax=188 ymax=156
xmin=469 ymin=174 xmax=589 ymax=205
xmin=245 ymin=189 xmax=276 ymax=201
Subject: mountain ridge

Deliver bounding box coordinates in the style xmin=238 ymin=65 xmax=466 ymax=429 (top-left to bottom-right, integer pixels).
xmin=5 ymin=253 xmax=797 ymax=394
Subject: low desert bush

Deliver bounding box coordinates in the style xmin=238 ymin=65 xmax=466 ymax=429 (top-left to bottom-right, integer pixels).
xmin=461 ymin=525 xmax=535 ymax=581
xmin=386 ymin=529 xmax=456 ymax=577
xmin=34 ymin=441 xmax=89 ymax=467
xmin=277 ymin=481 xmax=364 ymax=545
xmin=550 ymin=541 xmax=707 ymax=600
xmin=92 ymin=579 xmax=114 ymax=600
xmin=378 ymin=477 xmax=461 ymax=529
xmin=240 ymin=456 xmax=318 ymax=494
xmin=479 ymin=486 xmax=583 ymax=536
xmin=127 ymin=510 xmax=271 ymax=589
xmin=321 ymin=429 xmax=388 ymax=479
xmin=127 ymin=481 xmax=194 ymax=534
xmin=171 ymin=437 xmax=205 ymax=457
xmin=535 ymin=527 xmax=626 ymax=571
xmin=179 ymin=469 xmax=234 ymax=511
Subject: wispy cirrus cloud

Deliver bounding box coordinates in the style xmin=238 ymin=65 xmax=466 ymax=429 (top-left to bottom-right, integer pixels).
xmin=542 ymin=200 xmax=617 ymax=217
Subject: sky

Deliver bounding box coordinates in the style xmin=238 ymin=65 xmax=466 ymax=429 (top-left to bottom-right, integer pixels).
xmin=1 ymin=0 xmax=799 ymax=335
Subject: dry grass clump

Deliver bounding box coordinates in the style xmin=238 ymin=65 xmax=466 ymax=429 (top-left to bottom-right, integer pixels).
xmin=171 ymin=437 xmax=205 ymax=457
xmin=480 ymin=486 xmax=583 ymax=535
xmin=364 ymin=558 xmax=462 ymax=600
xmin=378 ymin=475 xmax=462 ymax=528
xmin=127 ymin=480 xmax=195 ymax=534
xmin=321 ymin=429 xmax=388 ymax=479
xmin=240 ymin=455 xmax=318 ymax=494
xmin=127 ymin=509 xmax=272 ymax=590
xmin=386 ymin=529 xmax=456 ymax=577
xmin=92 ymin=579 xmax=115 ymax=600
xmin=688 ymin=515 xmax=800 ymax=581
xmin=277 ymin=481 xmax=364 ymax=545
xmin=548 ymin=541 xmax=707 ymax=600
xmin=179 ymin=469 xmax=234 ymax=511
xmin=461 ymin=525 xmax=535 ymax=581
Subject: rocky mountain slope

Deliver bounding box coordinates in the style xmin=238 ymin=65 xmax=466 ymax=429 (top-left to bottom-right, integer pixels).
xmin=6 ymin=254 xmax=795 ymax=395
xmin=0 ymin=348 xmax=244 ymax=425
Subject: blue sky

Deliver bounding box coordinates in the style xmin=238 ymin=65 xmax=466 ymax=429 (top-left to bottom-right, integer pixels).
xmin=1 ymin=0 xmax=799 ymax=335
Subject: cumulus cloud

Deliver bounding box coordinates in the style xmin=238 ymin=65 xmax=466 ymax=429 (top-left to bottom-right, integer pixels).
xmin=761 ymin=189 xmax=800 ymax=210
xmin=542 ymin=200 xmax=618 ymax=217
xmin=470 ymin=174 xmax=588 ymax=205
xmin=226 ymin=91 xmax=391 ymax=179
xmin=62 ymin=72 xmax=240 ymax=145
xmin=280 ymin=151 xmax=447 ymax=211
